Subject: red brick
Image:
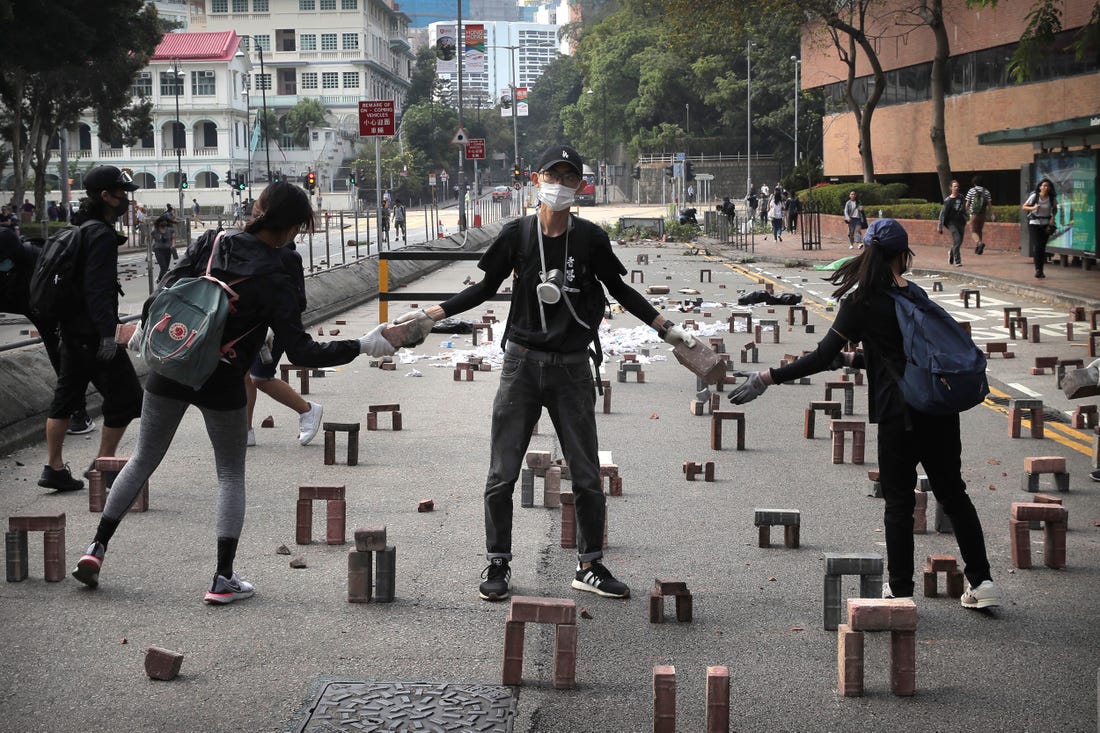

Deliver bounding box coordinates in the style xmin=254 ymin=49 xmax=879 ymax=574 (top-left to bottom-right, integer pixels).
xmin=706 ymin=666 xmax=730 ymax=732
xmin=144 ymin=646 xmax=184 ymax=681
xmin=847 ymin=598 xmax=917 ymax=631
xmin=654 ymin=579 xmax=689 ymax=596
xmin=509 ymin=596 xmax=576 ymax=625
xmin=890 ymin=630 xmax=917 ymax=696
xmin=526 ymin=450 xmax=552 ymax=469
xmin=325 ymin=500 xmax=346 ymax=545
xmin=927 ymin=554 xmax=957 ymax=572
xmin=1043 ymin=522 xmax=1067 ymax=570
xmin=653 ymin=665 xmax=677 ymax=733
xmin=354 ymin=526 xmax=387 ymax=552
xmin=1011 ymin=502 xmax=1068 ymax=523
xmin=551 ymin=623 xmax=577 ymax=689
xmin=837 ymin=624 xmax=864 ymax=697
xmin=299 ymin=484 xmax=345 ymax=502
xmin=1023 ymin=456 xmax=1067 ymax=474
xmin=8 ymin=514 xmax=65 ymax=532
xmin=502 ymin=619 xmax=525 ymax=685
xmin=1010 ymin=518 xmax=1032 ymax=569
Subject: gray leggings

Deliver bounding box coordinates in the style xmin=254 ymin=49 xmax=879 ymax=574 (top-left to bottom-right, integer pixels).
xmin=103 ymin=391 xmax=248 ymax=539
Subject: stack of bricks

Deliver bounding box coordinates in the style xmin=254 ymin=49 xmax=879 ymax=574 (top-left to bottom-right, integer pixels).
xmin=740 ymin=340 xmax=758 ymax=364
xmin=453 ymin=362 xmax=475 ymax=381
xmin=366 ymin=404 xmax=402 ymax=431
xmin=960 ymin=288 xmax=981 ymax=308
xmin=6 ymin=513 xmax=65 ymax=582
xmin=804 ymin=401 xmax=842 ymax=439
xmin=521 ymin=451 xmax=562 ymax=508
xmin=1056 ymin=358 xmax=1084 ymax=390
xmin=1030 ymin=356 xmax=1058 ymax=375
xmin=922 ymin=554 xmax=964 ymax=598
xmin=824 ymin=381 xmax=856 ymax=416
xmin=1071 ymin=404 xmax=1098 ymax=429
xmin=652 ymin=665 xmax=730 ymax=733
xmin=1010 ymin=502 xmax=1068 ymax=570
xmin=779 ymin=354 xmax=811 ymax=385
xmin=347 ymin=526 xmax=396 ymax=603
xmin=683 ymin=461 xmax=716 ymax=482
xmin=841 ymin=366 xmax=864 ymax=386
xmin=1008 ymin=398 xmax=1044 ymax=438
xmin=1008 ymin=316 xmax=1029 ymax=341
xmin=754 ymin=508 xmax=800 ymax=548
xmin=788 ymin=305 xmax=808 ymax=326
xmin=618 ymin=354 xmax=645 ymax=383
xmin=280 ymin=364 xmax=310 ymax=394
xmin=823 ymin=553 xmax=884 ymax=630
xmin=502 ymin=596 xmax=577 ymax=689
xmin=728 ymin=312 xmax=752 ymax=334
xmin=296 ymin=484 xmax=346 ymax=545
xmin=986 ymin=342 xmax=1015 ymax=359
xmin=599 ymin=463 xmax=622 ymax=496
xmin=754 ymin=319 xmax=780 ymax=344
xmin=838 ymin=598 xmax=917 ymax=697
xmin=471 ymin=322 xmax=494 ymax=346
xmin=323 ymin=422 xmax=360 ymax=466
xmin=87 ymin=456 xmax=148 ymax=514
xmin=830 ymin=420 xmax=866 ymax=464
xmin=649 ymin=579 xmax=693 ymax=622
xmin=711 ymin=411 xmax=746 ymax=451
xmin=1022 ymin=456 xmax=1070 ymax=493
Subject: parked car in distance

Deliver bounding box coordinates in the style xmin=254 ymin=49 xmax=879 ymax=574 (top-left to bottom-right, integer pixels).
xmin=491 ymin=185 xmax=511 ymax=201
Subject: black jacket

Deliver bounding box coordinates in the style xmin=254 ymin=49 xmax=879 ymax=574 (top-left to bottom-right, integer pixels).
xmin=62 ymin=219 xmax=126 ymax=342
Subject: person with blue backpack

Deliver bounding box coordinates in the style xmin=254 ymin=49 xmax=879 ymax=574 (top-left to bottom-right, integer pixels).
xmin=728 ymin=219 xmax=999 ymax=610
xmin=72 ymin=182 xmax=397 ymax=604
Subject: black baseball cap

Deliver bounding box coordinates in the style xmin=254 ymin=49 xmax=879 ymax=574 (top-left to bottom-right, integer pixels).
xmin=85 ymin=165 xmax=139 ymax=193
xmin=864 ymin=218 xmax=912 ymax=255
xmin=537 ymin=145 xmax=583 ymax=177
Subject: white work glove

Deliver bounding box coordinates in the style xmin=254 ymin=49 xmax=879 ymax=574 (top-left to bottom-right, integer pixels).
xmin=728 ymin=370 xmax=770 ymax=405
xmin=259 ymin=328 xmax=275 ymax=364
xmin=127 ymin=323 xmax=144 ymax=353
xmin=661 ymin=322 xmax=697 ymax=348
xmin=393 ymin=309 xmax=436 ymax=343
xmin=96 ymin=336 xmax=118 ymax=362
xmin=358 ymin=323 xmax=396 ymax=357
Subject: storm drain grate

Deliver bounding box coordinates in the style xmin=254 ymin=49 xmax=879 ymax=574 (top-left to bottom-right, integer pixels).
xmin=296 ymin=681 xmax=516 ymax=732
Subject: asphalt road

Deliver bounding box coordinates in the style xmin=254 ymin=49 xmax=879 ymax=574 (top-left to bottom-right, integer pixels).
xmin=0 ymin=237 xmax=1097 ymax=732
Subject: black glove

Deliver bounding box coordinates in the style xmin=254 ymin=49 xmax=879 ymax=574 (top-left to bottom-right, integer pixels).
xmin=96 ymin=337 xmax=118 ymax=362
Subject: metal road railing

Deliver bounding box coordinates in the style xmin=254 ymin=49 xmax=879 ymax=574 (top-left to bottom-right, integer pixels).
xmin=377 ymin=250 xmax=512 ymax=323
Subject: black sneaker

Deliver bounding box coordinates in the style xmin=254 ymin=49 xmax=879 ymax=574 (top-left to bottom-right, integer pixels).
xmin=479 ymin=558 xmax=512 ymax=601
xmin=1090 ymin=469 xmax=1100 ymax=483
xmin=72 ymin=541 xmax=106 ymax=587
xmin=66 ymin=411 xmax=96 ymax=435
xmin=572 ymin=561 xmax=630 ymax=598
xmin=38 ymin=464 xmax=84 ymax=492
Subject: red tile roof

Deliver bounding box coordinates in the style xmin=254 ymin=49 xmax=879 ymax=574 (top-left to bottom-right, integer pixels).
xmin=152 ymin=31 xmax=242 ymax=62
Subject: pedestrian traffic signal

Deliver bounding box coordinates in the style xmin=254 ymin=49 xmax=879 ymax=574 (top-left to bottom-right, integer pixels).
xmin=632 ymin=166 xmax=641 ymax=180
xmin=237 ymin=178 xmax=246 ymax=191
xmin=664 ymin=165 xmax=673 ymax=178
xmin=180 ymin=173 xmax=189 ymax=189
xmin=349 ymin=171 xmax=357 ymax=186
xmin=225 ymin=169 xmax=233 ymax=186
xmin=306 ymin=171 xmax=316 ymax=192
xmin=685 ymin=161 xmax=695 ymax=180
xmin=273 ymin=171 xmax=281 ymax=183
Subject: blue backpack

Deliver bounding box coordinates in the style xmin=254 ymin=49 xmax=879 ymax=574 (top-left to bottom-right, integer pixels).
xmin=887 ymin=282 xmax=989 ymax=415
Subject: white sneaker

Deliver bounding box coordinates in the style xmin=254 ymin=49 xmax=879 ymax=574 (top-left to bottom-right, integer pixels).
xmin=848 ymin=244 xmax=854 ymax=249
xmin=960 ymin=580 xmax=1000 ymax=609
xmin=203 ymin=572 xmax=255 ymax=605
xmin=882 ymin=582 xmax=895 ymax=599
xmin=298 ymin=402 xmax=323 ymax=446
xmin=246 ymin=428 xmax=256 ymax=447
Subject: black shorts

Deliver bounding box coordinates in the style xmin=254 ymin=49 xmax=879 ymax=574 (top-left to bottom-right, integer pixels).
xmin=50 ymin=334 xmax=143 ymax=428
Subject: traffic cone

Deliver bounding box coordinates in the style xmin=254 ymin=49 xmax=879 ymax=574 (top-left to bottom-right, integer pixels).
xmin=473 ymin=198 xmax=482 ymax=228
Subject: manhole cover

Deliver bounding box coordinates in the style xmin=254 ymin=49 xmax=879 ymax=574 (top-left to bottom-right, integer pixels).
xmin=296 ymin=681 xmax=516 ymax=732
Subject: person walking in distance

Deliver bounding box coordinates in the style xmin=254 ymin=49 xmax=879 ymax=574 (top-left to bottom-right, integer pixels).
xmin=938 ymin=180 xmax=967 ymax=267
xmin=965 ymin=175 xmax=992 ymax=255
xmin=392 ymin=199 xmax=407 ymax=243
xmin=843 ymin=190 xmax=863 ymax=249
xmin=392 ymin=145 xmax=700 ymax=602
xmin=151 ymin=218 xmax=176 ymax=282
xmin=71 ymin=182 xmax=397 ymax=603
xmin=728 ymin=219 xmax=999 ymax=610
xmin=39 ymin=166 xmax=145 ymax=492
xmin=1022 ymin=178 xmax=1058 ymax=279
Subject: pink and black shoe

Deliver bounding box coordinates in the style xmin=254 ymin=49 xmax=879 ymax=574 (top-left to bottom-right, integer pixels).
xmin=72 ymin=541 xmax=106 ymax=588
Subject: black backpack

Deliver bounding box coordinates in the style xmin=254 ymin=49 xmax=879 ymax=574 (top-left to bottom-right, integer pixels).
xmin=28 ymin=224 xmax=86 ymax=321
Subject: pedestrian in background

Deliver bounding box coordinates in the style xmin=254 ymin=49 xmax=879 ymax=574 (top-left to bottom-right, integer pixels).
xmin=728 ymin=218 xmax=999 ymax=610
xmin=1022 ymin=177 xmax=1057 ymax=279
xmin=769 ymin=193 xmax=784 ymax=241
xmin=843 ymin=190 xmax=863 ymax=249
xmin=938 ymin=179 xmax=967 ymax=267
xmin=393 ymin=144 xmax=699 ymax=604
xmin=71 ymin=181 xmax=397 ymax=604
xmin=965 ymin=175 xmax=992 ymax=255
xmin=151 ymin=218 xmax=175 ymax=282
xmin=41 ymin=165 xmax=144 ymax=492
xmin=787 ymin=194 xmax=801 ymax=234
xmin=392 ymin=199 xmax=407 ymax=243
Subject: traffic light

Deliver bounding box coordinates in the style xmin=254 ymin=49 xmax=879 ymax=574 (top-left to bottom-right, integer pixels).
xmin=237 ymin=176 xmax=246 ymax=191
xmin=664 ymin=165 xmax=673 ymax=178
xmin=225 ymin=169 xmax=233 ymax=187
xmin=632 ymin=166 xmax=641 ymax=180
xmin=513 ymin=166 xmax=522 ymax=182
xmin=306 ymin=171 xmax=316 ymax=192
xmin=273 ymin=171 xmax=281 ymax=183
xmin=685 ymin=161 xmax=695 ymax=180
xmin=180 ymin=173 xmax=189 ymax=189
xmin=349 ymin=171 xmax=357 ymax=186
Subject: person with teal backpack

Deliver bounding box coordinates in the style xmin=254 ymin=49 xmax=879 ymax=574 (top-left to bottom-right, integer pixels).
xmin=72 ymin=182 xmax=397 ymax=604
xmin=728 ymin=219 xmax=1000 ymax=611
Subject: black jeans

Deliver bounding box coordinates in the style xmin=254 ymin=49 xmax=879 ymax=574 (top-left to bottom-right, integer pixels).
xmin=484 ymin=347 xmax=604 ymax=563
xmin=877 ymin=410 xmax=992 ymax=596
xmin=1028 ymin=223 xmax=1051 ymax=274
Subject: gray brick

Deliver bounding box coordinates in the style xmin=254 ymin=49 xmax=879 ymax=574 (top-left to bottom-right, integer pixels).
xmin=753 ymin=508 xmax=800 ymax=526
xmin=825 ymin=553 xmax=884 ymax=576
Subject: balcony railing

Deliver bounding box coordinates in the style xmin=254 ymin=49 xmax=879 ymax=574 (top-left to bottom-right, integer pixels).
xmin=131 ymin=148 xmax=156 ymax=157
xmin=193 ymin=147 xmax=219 ymax=157
xmin=99 ymin=149 xmax=124 ymax=158
xmin=161 ymin=147 xmax=185 ymax=157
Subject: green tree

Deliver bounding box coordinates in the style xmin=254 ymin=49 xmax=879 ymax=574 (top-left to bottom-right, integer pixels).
xmin=406 ymin=46 xmax=440 ymax=109
xmin=970 ymin=0 xmax=1099 ymax=82
xmin=0 ymin=0 xmax=162 ymax=213
xmin=284 ymin=98 xmax=328 ymax=148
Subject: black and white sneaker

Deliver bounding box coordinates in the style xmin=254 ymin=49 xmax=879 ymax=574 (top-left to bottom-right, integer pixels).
xmin=203 ymin=573 xmax=255 ymax=605
xmin=72 ymin=541 xmax=106 ymax=587
xmin=572 ymin=561 xmax=630 ymax=598
xmin=66 ymin=411 xmax=96 ymax=435
xmin=479 ymin=558 xmax=511 ymax=601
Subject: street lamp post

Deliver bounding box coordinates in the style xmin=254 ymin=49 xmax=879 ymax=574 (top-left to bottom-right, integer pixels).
xmin=173 ymin=60 xmax=184 ymax=226
xmin=746 ymin=41 xmax=754 ymax=196
xmin=258 ymin=46 xmax=272 ymax=184
xmin=791 ymin=56 xmax=801 ymax=169
xmin=585 ymin=88 xmax=607 ymax=203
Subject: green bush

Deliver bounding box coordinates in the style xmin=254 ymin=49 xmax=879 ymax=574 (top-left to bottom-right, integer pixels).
xmin=872 ymin=203 xmax=1023 ymax=222
xmin=663 ymin=219 xmax=701 ymax=243
xmin=804 ymin=182 xmax=906 ymax=214
xmin=896 ymin=198 xmax=927 ymax=205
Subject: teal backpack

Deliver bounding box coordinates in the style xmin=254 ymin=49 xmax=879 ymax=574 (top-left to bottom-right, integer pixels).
xmin=140 ymin=232 xmax=255 ymax=389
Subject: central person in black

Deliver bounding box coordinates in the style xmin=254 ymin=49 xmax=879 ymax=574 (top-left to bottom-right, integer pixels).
xmin=396 ymin=144 xmax=698 ymax=601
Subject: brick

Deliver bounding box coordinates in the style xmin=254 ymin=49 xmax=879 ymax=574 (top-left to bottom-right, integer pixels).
xmin=926 ymin=554 xmax=957 ymax=572
xmin=649 ymin=590 xmax=665 ymax=623
xmin=6 ymin=531 xmax=28 ymax=582
xmin=1010 ymin=518 xmax=1031 ymax=569
xmin=825 ymin=553 xmax=884 ymax=576
xmin=847 ymin=598 xmax=918 ymax=631
xmin=753 ymin=508 xmax=800 ymax=526
xmin=560 ymin=493 xmax=576 ymax=549
xmin=543 ymin=466 xmax=562 ymax=508
xmin=837 ymin=624 xmax=865 ymax=697
xmin=706 ymin=666 xmax=730 ymax=733
xmin=674 ymin=593 xmax=693 ymax=622
xmin=8 ymin=514 xmax=65 ymax=532
xmin=299 ymin=484 xmax=345 ymax=502
xmin=509 ymin=596 xmax=576 ymax=625
xmin=354 ymin=526 xmax=387 ymax=552
xmin=502 ymin=619 xmax=525 ymax=685
xmin=1043 ymin=522 xmax=1067 ymax=570
xmin=1023 ymin=456 xmax=1067 ymax=474
xmin=551 ymin=623 xmax=577 ymax=689
xmin=417 ymin=499 xmax=434 ymax=513
xmin=347 ymin=549 xmax=373 ymax=603
xmin=374 ymin=546 xmax=396 ymax=602
xmin=144 ymin=646 xmax=184 ymax=681
xmin=42 ymin=529 xmax=65 ymax=582
xmin=889 ymin=630 xmax=917 ymax=696
xmin=526 ymin=450 xmax=552 ymax=469
xmin=325 ymin=500 xmax=346 ymax=544
xmin=653 ymin=665 xmax=677 ymax=733
xmin=655 ymin=579 xmax=689 ymax=596
xmin=1011 ymin=502 xmax=1068 ymax=523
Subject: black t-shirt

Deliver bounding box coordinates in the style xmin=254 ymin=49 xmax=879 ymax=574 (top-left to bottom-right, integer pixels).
xmin=770 ymin=284 xmax=909 ymax=424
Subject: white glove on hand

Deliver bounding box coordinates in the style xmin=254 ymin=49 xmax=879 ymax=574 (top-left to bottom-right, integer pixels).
xmin=359 ymin=323 xmax=396 ymax=357
xmin=96 ymin=336 xmax=118 ymax=362
xmin=393 ymin=309 xmax=436 ymax=343
xmin=126 ymin=324 xmax=144 ymax=353
xmin=259 ymin=328 xmax=275 ymax=364
xmin=728 ymin=370 xmax=769 ymax=405
xmin=661 ymin=323 xmax=697 ymax=348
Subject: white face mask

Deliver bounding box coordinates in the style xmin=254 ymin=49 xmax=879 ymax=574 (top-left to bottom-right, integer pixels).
xmin=537 ymin=182 xmax=575 ymax=212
